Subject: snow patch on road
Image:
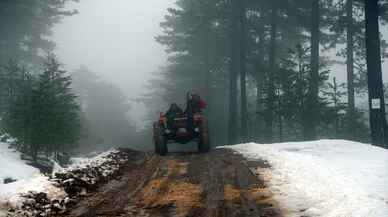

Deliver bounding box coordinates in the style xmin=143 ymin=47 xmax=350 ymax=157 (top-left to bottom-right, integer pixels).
xmin=226 ymin=140 xmax=388 ymax=217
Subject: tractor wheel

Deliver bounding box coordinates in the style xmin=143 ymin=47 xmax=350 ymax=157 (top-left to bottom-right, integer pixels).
xmin=198 ymin=120 xmax=210 ymax=153
xmin=156 ymin=135 xmax=168 ymax=156
xmin=153 ymin=123 xmax=168 ymax=156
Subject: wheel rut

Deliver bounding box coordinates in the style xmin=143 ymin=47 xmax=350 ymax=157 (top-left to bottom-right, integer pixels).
xmin=56 ymin=149 xmax=282 ymax=217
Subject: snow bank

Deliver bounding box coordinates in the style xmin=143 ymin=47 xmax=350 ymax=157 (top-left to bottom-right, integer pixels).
xmin=0 ymin=142 xmax=38 ymax=184
xmin=0 ymin=142 xmax=63 ymax=210
xmin=226 ymin=140 xmax=388 ymax=217
xmin=0 ymin=142 xmax=127 ymax=214
xmin=52 ymin=149 xmax=130 ymax=194
xmin=1 ymin=175 xmax=66 ymax=209
xmin=59 ymin=149 xmax=122 ymax=173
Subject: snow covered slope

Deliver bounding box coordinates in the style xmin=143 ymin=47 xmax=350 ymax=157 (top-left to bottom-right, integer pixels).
xmin=227 ymin=140 xmax=388 ymax=217
xmin=0 ymin=142 xmax=65 ymax=210
xmin=0 ymin=142 xmax=38 ymax=184
xmin=0 ymin=141 xmax=125 ymax=215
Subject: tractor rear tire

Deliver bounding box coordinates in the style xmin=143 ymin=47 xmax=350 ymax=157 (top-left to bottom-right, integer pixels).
xmin=198 ymin=121 xmax=210 ymax=153
xmin=156 ymin=135 xmax=168 ymax=156
xmin=153 ymin=123 xmax=168 ymax=156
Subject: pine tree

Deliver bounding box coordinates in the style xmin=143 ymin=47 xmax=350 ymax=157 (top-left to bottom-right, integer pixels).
xmin=5 ymin=55 xmax=80 ymax=161
xmin=0 ymin=1 xmax=77 ymax=66
xmin=4 ymin=64 xmax=36 ymax=157
xmin=364 ymin=0 xmax=388 ymax=147
xmin=150 ymin=0 xmax=372 ymax=145
xmin=229 ymin=0 xmax=240 ymax=145
xmin=34 ymin=54 xmax=81 ymax=154
xmin=0 ymin=60 xmax=25 ymax=116
xmin=304 ymin=0 xmax=320 ymax=140
xmin=322 ymin=77 xmax=347 ymax=137
xmin=239 ymin=0 xmax=248 ymax=143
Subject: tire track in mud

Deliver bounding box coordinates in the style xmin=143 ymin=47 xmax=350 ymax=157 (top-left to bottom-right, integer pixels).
xmin=57 ymin=149 xmax=282 ymax=217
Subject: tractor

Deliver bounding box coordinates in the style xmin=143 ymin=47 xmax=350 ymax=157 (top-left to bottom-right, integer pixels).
xmin=153 ymin=95 xmax=210 ymax=155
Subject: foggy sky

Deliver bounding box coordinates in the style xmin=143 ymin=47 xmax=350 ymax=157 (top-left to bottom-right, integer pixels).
xmin=53 ymin=0 xmax=174 ymax=99
xmin=53 ymin=0 xmax=388 ymax=90
xmin=52 ymin=0 xmax=175 ymax=127
xmin=52 ymin=0 xmax=388 ymax=126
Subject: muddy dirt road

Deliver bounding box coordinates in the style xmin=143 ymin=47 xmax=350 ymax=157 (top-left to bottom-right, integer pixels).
xmin=58 ymin=149 xmax=282 ymax=217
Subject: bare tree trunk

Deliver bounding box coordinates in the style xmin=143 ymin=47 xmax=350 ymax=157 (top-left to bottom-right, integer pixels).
xmin=256 ymin=80 xmax=263 ymax=140
xmin=333 ymin=77 xmax=339 ymax=137
xmin=346 ymin=0 xmax=356 ymax=138
xmin=255 ymin=14 xmax=266 ymax=142
xmin=364 ymin=0 xmax=388 ymax=147
xmin=239 ymin=0 xmax=248 ymax=142
xmin=203 ymin=25 xmax=212 ymax=107
xmin=277 ymin=88 xmax=283 ymax=142
xmin=304 ymin=0 xmax=320 ymax=140
xmin=228 ymin=0 xmax=240 ymax=145
xmin=265 ymin=7 xmax=277 ymax=143
xmin=297 ymin=46 xmax=306 ymax=139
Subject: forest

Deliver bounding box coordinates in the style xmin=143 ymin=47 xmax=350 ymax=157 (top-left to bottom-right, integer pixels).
xmin=145 ymin=0 xmax=388 ymax=147
xmin=0 ymin=0 xmax=387 ymax=163
xmin=1 ymin=1 xmax=388 ymax=216
xmin=0 ymin=0 xmax=136 ymax=163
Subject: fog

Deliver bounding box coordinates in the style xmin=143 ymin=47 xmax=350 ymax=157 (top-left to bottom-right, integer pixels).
xmin=52 ymin=0 xmax=175 ymax=127
xmin=2 ymin=0 xmax=388 ymax=159
xmin=51 ymin=0 xmax=388 ymax=147
xmin=51 ymin=0 xmax=388 ymax=105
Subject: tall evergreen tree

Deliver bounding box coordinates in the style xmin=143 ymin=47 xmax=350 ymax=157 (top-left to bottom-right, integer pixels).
xmin=265 ymin=3 xmax=278 ymax=143
xmin=3 ymin=63 xmax=36 ymax=157
xmin=228 ymin=0 xmax=240 ymax=145
xmin=0 ymin=0 xmax=78 ymax=66
xmin=364 ymin=0 xmax=388 ymax=146
xmin=239 ymin=0 xmax=248 ymax=142
xmin=34 ymin=54 xmax=81 ymax=153
xmin=5 ymin=55 xmax=81 ymax=160
xmin=344 ymin=0 xmax=357 ymax=137
xmin=149 ymin=0 xmax=370 ymax=145
xmin=322 ymin=77 xmax=347 ymax=137
xmin=0 ymin=60 xmax=26 ymax=116
xmin=305 ymin=0 xmax=320 ymax=140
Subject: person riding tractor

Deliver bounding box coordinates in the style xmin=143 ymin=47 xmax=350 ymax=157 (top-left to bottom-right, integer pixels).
xmin=164 ymin=93 xmax=207 ymax=133
xmin=186 ymin=93 xmax=207 ymax=114
xmin=164 ymin=103 xmax=183 ymax=134
xmin=154 ymin=93 xmax=210 ymax=155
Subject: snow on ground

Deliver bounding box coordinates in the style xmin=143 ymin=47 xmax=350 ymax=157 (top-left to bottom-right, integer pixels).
xmin=0 ymin=142 xmax=38 ymax=184
xmin=0 ymin=140 xmax=120 ymax=212
xmin=64 ymin=149 xmax=120 ymax=171
xmin=0 ymin=142 xmax=63 ymax=210
xmin=226 ymin=140 xmax=388 ymax=217
xmin=54 ymin=149 xmax=123 ymax=178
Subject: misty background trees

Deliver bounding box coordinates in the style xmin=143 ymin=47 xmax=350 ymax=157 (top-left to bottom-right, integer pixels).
xmin=148 ymin=0 xmax=388 ymax=147
xmin=0 ymin=0 xmax=136 ymax=162
xmin=1 ymin=0 xmax=388 ymax=162
xmin=0 ymin=0 xmax=78 ymax=67
xmin=72 ymin=65 xmax=136 ymax=152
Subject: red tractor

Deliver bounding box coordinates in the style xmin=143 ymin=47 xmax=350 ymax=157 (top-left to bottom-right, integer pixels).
xmin=153 ymin=106 xmax=210 ymax=156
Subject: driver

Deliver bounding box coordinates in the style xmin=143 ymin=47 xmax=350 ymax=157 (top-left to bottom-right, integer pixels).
xmin=185 ymin=93 xmax=207 ymax=132
xmin=186 ymin=93 xmax=207 ymax=114
xmin=165 ymin=103 xmax=183 ymax=133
